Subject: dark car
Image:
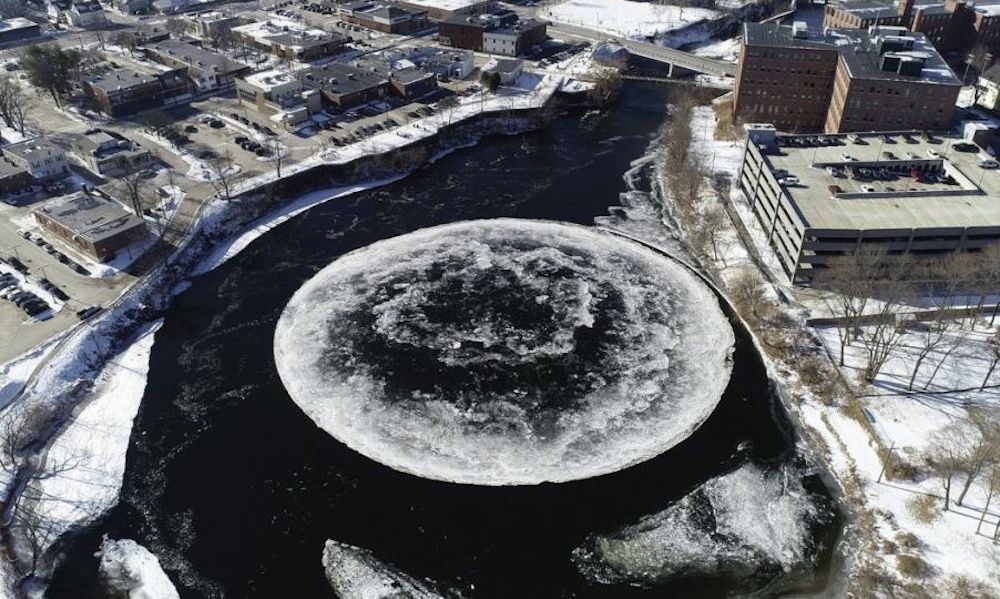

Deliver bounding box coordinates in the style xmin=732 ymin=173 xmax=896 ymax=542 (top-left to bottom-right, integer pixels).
xmin=209 ymin=120 xmax=225 ymax=129
xmin=77 ymin=306 xmax=102 ymax=320
xmin=6 ymin=257 xmax=27 ymax=273
xmin=185 ymin=124 xmax=198 ymax=133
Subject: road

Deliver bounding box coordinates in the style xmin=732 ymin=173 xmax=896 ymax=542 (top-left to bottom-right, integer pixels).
xmin=546 ymin=22 xmax=736 ymax=77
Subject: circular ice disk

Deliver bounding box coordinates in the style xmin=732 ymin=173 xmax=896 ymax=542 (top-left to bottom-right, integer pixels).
xmin=274 ymin=219 xmax=734 ymax=485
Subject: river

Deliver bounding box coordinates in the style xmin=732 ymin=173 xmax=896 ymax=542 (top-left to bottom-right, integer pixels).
xmin=48 ymin=82 xmax=842 ymax=598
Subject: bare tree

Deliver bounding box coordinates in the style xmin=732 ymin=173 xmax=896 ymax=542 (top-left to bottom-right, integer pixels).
xmin=905 ymin=319 xmax=954 ymax=391
xmin=956 ymin=408 xmax=1000 ymax=506
xmin=701 ymin=205 xmax=729 ymax=264
xmin=923 ymin=328 xmax=967 ymax=391
xmin=206 ymin=150 xmax=241 ymax=202
xmin=927 ymin=422 xmax=971 ymax=510
xmin=438 ymin=95 xmax=460 ymax=126
xmin=264 ymin=135 xmax=284 ymax=179
xmin=112 ymin=170 xmax=150 ymax=218
xmin=730 ymin=269 xmax=769 ymax=321
xmin=165 ymin=18 xmax=188 ymax=39
xmin=111 ymin=31 xmax=138 ymax=57
xmin=983 ymin=331 xmax=1000 ymax=391
xmin=977 ymin=466 xmax=1000 ymax=536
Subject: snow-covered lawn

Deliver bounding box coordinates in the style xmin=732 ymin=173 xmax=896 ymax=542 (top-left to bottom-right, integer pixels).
xmin=544 ymin=0 xmax=719 ymax=39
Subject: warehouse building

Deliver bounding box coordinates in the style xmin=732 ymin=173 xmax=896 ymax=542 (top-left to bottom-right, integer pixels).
xmin=736 ymin=125 xmax=1000 ymax=283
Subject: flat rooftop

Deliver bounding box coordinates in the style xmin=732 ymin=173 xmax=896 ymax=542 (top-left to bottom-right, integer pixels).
xmin=758 ymin=131 xmax=1000 ymax=231
xmin=34 ymin=192 xmax=146 ymax=244
xmin=243 ymin=67 xmax=304 ymax=90
xmin=397 ymin=0 xmax=489 ymax=11
xmin=84 ymin=68 xmax=160 ymax=92
xmin=743 ymin=23 xmax=959 ymax=85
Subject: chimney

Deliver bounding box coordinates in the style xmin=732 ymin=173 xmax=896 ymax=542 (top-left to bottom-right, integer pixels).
xmin=897 ymin=0 xmax=914 ymax=17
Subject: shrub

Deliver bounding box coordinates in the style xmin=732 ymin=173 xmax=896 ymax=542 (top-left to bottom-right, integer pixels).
xmin=907 ymin=495 xmax=940 ymax=525
xmin=897 ymin=554 xmax=932 ymax=578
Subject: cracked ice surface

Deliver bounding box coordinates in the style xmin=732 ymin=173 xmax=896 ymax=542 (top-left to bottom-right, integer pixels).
xmin=573 ymin=463 xmax=825 ymax=584
xmin=322 ymin=540 xmax=450 ymax=599
xmin=274 ymin=219 xmax=734 ymax=485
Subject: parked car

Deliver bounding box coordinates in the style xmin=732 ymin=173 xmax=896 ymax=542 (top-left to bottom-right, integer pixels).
xmin=77 ymin=306 xmax=102 ymax=320
xmin=978 ymin=159 xmax=999 ymax=169
xmin=209 ymin=120 xmax=225 ymax=129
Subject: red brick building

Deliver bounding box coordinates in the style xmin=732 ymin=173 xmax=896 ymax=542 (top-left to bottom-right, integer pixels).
xmin=823 ymin=0 xmax=1000 ymax=54
xmin=734 ymin=23 xmax=961 ymax=133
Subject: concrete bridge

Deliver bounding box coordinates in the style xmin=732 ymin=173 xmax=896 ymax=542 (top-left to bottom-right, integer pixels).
xmin=547 ymin=23 xmax=737 ymax=79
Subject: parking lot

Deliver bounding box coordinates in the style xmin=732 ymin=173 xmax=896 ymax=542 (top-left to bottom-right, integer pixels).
xmin=0 ymin=202 xmax=133 ymax=364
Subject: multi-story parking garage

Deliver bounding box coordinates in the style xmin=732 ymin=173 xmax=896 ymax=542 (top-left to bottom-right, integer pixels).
xmin=737 ymin=125 xmax=1000 ymax=283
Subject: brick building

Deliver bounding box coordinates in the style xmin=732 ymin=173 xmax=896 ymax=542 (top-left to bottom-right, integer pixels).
xmin=439 ymin=10 xmax=546 ymax=55
xmin=33 ymin=190 xmax=149 ymax=262
xmin=337 ymin=2 xmax=430 ymax=34
xmin=734 ymin=23 xmax=960 ymax=134
xmin=823 ymin=0 xmax=1000 ymax=54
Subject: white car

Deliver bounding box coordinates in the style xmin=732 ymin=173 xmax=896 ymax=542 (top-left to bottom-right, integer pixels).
xmin=927 ymin=149 xmax=941 ymax=159
xmin=861 ymin=185 xmax=876 ymax=193
xmin=978 ymin=159 xmax=999 ymax=169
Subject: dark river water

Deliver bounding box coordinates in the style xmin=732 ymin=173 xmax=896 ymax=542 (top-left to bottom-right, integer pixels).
xmin=48 ymin=83 xmax=841 ymax=598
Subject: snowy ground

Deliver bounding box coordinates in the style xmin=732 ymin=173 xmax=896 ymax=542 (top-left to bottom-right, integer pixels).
xmin=811 ymin=322 xmax=1000 ymax=589
xmin=688 ymin=36 xmax=741 ymax=62
xmin=701 ymin=99 xmax=1000 ymax=591
xmin=29 ymin=321 xmax=162 ymax=548
xmin=544 ymin=0 xmax=719 ymax=39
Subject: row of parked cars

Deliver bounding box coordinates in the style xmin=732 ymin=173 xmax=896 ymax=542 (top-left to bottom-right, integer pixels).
xmin=229 ymin=113 xmax=277 ymax=137
xmin=18 ymin=230 xmax=92 ymax=276
xmin=0 ymin=272 xmax=51 ymax=318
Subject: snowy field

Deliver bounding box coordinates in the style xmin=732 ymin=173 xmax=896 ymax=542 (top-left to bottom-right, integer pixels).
xmin=544 ymin=0 xmax=719 ymax=39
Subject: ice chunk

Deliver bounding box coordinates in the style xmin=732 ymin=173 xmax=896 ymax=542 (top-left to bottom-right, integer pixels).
xmin=573 ymin=463 xmax=825 ymax=585
xmin=322 ymin=540 xmax=454 ymax=599
xmin=98 ymin=537 xmax=179 ymax=599
xmin=274 ymin=219 xmax=734 ymax=485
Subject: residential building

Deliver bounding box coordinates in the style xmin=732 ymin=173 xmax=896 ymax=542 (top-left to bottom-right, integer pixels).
xmin=145 ymin=40 xmax=250 ymax=91
xmin=71 ymin=129 xmax=154 ymax=177
xmin=236 ymin=67 xmax=322 ymax=127
xmin=394 ymin=0 xmax=496 ymax=21
xmin=301 ymin=63 xmax=391 ymax=109
xmin=0 ymin=18 xmax=42 ymax=44
xmin=734 ymin=23 xmax=960 ymax=134
xmin=66 ymin=0 xmax=106 ymax=28
xmin=823 ymin=0 xmax=1000 ymax=54
xmin=4 ymin=139 xmax=68 ymax=180
xmin=736 ymin=125 xmax=1000 ymax=283
xmin=33 ymin=190 xmax=149 ymax=262
xmin=338 ymin=2 xmax=430 ymax=35
xmin=231 ymin=18 xmax=347 ymax=62
xmin=976 ymin=63 xmax=1000 ymax=111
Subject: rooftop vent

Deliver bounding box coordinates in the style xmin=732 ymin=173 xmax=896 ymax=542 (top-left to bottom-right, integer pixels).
xmin=792 ymin=20 xmax=809 ymax=38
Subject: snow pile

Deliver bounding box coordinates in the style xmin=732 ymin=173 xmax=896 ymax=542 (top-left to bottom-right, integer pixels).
xmin=573 ymin=463 xmax=825 ymax=584
xmin=545 ymin=0 xmax=719 ymax=39
xmin=322 ymin=540 xmax=450 ymax=599
xmin=689 ymin=36 xmax=741 ymax=62
xmin=99 ymin=537 xmax=179 ymax=599
xmin=31 ymin=322 xmax=161 ymax=544
xmin=275 ymin=219 xmax=734 ymax=485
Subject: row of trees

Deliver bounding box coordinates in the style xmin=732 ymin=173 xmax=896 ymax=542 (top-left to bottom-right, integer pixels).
xmin=817 ymin=245 xmax=1000 ymax=385
xmin=20 ymin=44 xmax=82 ymax=109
